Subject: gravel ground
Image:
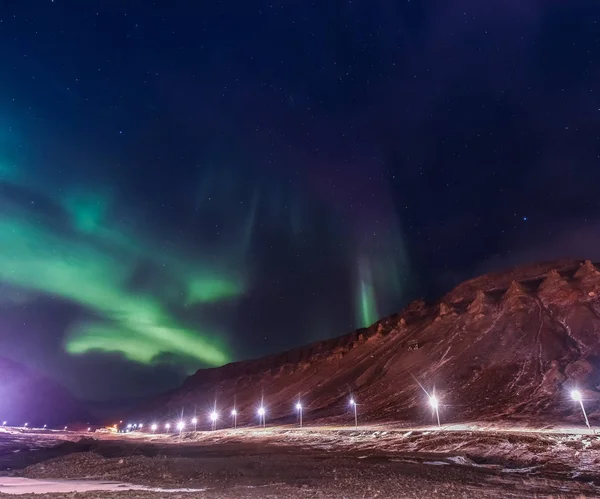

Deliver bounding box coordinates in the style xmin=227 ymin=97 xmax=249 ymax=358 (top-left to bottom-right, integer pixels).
xmin=1 ymin=429 xmax=599 ymax=498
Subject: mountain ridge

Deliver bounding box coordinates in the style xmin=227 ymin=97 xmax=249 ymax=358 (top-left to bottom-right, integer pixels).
xmin=139 ymin=259 xmax=600 ymax=427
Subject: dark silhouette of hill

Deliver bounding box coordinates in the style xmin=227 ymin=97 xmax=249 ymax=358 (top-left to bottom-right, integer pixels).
xmin=0 ymin=358 xmax=90 ymax=427
xmin=139 ymin=260 xmax=600 ymax=427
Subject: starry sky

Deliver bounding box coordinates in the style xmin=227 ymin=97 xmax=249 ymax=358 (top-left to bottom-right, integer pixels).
xmin=1 ymin=0 xmax=599 ymax=401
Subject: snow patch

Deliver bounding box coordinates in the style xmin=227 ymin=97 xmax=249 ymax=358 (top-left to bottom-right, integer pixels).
xmin=0 ymin=477 xmax=207 ymax=495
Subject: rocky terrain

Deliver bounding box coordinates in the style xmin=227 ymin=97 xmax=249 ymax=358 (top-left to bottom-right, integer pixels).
xmin=1 ymin=427 xmax=600 ymax=497
xmin=0 ymin=358 xmax=90 ymax=427
xmin=139 ymin=260 xmax=600 ymax=428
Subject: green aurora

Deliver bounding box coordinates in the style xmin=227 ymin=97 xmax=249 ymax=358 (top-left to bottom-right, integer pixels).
xmin=0 ymin=177 xmax=243 ymax=370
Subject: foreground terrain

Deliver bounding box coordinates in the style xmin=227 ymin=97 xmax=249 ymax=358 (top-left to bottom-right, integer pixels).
xmin=1 ymin=426 xmax=599 ymax=497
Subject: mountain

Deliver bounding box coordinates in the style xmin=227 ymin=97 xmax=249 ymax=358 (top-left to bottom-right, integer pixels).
xmin=0 ymin=358 xmax=90 ymax=427
xmin=139 ymin=260 xmax=600 ymax=427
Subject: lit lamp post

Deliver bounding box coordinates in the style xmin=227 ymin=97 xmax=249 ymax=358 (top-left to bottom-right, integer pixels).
xmin=231 ymin=409 xmax=237 ymax=429
xmin=1 ymin=421 xmax=6 ymax=427
xmin=296 ymin=402 xmax=303 ymax=428
xmin=258 ymin=406 xmax=266 ymax=428
xmin=191 ymin=417 xmax=198 ymax=432
xmin=177 ymin=421 xmax=185 ymax=434
xmin=429 ymin=394 xmax=441 ymax=428
xmin=151 ymin=424 xmax=157 ymax=433
xmin=571 ymin=390 xmax=593 ymax=434
xmin=139 ymin=423 xmax=143 ymax=431
xmin=349 ymin=398 xmax=357 ymax=428
xmin=165 ymin=423 xmax=171 ymax=433
xmin=210 ymin=411 xmax=219 ymax=431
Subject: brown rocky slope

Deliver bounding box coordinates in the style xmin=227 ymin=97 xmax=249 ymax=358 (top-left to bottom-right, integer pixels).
xmin=142 ymin=260 xmax=600 ymax=427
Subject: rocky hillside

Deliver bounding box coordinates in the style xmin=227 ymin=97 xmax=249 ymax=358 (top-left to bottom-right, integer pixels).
xmin=0 ymin=358 xmax=90 ymax=427
xmin=141 ymin=260 xmax=600 ymax=427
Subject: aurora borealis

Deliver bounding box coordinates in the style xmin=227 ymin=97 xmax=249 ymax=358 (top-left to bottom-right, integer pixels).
xmin=2 ymin=1 xmax=600 ymax=400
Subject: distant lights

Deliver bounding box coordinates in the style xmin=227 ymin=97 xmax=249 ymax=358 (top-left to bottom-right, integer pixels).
xmin=571 ymin=390 xmax=582 ymax=402
xmin=210 ymin=411 xmax=219 ymax=422
xmin=23 ymin=423 xmax=28 ymax=427
xmin=165 ymin=423 xmax=171 ymax=431
xmin=177 ymin=421 xmax=185 ymax=431
xmin=139 ymin=423 xmax=143 ymax=429
xmin=191 ymin=417 xmax=198 ymax=424
xmin=257 ymin=406 xmax=265 ymax=416
xmin=2 ymin=421 xmax=6 ymax=426
xmin=231 ymin=409 xmax=237 ymax=416
xmin=151 ymin=424 xmax=157 ymax=433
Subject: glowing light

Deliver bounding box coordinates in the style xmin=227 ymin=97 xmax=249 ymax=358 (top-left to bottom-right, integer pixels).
xmin=64 ymin=426 xmax=67 ymax=431
xmin=177 ymin=421 xmax=185 ymax=431
xmin=429 ymin=393 xmax=441 ymax=428
xmin=2 ymin=421 xmax=6 ymax=426
xmin=231 ymin=409 xmax=237 ymax=416
xmin=191 ymin=417 xmax=198 ymax=424
xmin=296 ymin=401 xmax=303 ymax=428
xmin=571 ymin=389 xmax=593 ymax=433
xmin=24 ymin=423 xmax=27 ymax=427
xmin=43 ymin=424 xmax=47 ymax=428
xmin=257 ymin=407 xmax=265 ymax=416
xmin=151 ymin=424 xmax=157 ymax=432
xmin=349 ymin=398 xmax=357 ymax=427
xmin=165 ymin=423 xmax=171 ymax=430
xmin=210 ymin=411 xmax=218 ymax=422
xmin=87 ymin=427 xmax=91 ymax=431
xmin=139 ymin=423 xmax=143 ymax=429
xmin=127 ymin=424 xmax=132 ymax=429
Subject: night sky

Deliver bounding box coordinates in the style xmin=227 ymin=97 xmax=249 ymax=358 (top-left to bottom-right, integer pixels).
xmin=1 ymin=1 xmax=600 ymax=401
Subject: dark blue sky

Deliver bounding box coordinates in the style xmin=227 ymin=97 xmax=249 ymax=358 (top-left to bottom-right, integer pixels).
xmin=1 ymin=0 xmax=600 ymax=400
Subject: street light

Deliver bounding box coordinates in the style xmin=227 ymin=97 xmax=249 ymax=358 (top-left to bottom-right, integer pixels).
xmin=295 ymin=402 xmax=303 ymax=428
xmin=1 ymin=421 xmax=6 ymax=427
xmin=210 ymin=411 xmax=219 ymax=431
xmin=571 ymin=390 xmax=593 ymax=433
xmin=349 ymin=398 xmax=357 ymax=428
xmin=257 ymin=406 xmax=266 ymax=428
xmin=139 ymin=423 xmax=143 ymax=430
xmin=151 ymin=424 xmax=157 ymax=433
xmin=429 ymin=394 xmax=441 ymax=428
xmin=24 ymin=423 xmax=28 ymax=427
xmin=231 ymin=409 xmax=238 ymax=429
xmin=165 ymin=423 xmax=171 ymax=432
xmin=191 ymin=417 xmax=198 ymax=432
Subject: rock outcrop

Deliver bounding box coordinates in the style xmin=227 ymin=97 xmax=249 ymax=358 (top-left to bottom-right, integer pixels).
xmin=141 ymin=260 xmax=600 ymax=427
